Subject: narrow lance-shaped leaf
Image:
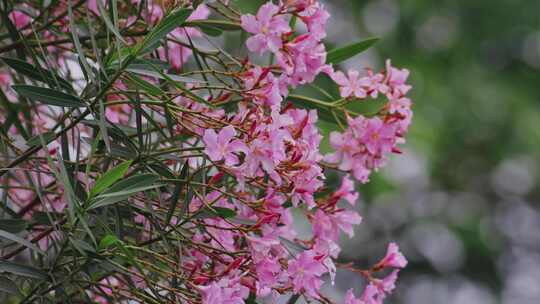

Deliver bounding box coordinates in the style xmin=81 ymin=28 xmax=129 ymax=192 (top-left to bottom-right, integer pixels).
xmin=127 ymin=73 xmax=165 ymax=97
xmin=0 ymin=229 xmax=45 ymax=256
xmin=89 ymin=160 xmax=133 ymax=198
xmin=166 ymin=162 xmax=189 ymax=225
xmin=26 ymin=132 xmax=56 ymax=147
xmin=184 ymin=19 xmax=241 ymax=37
xmin=326 ymin=37 xmax=380 ymax=64
xmin=136 ymin=8 xmax=193 ymax=54
xmin=184 ymin=19 xmax=241 ymax=31
xmin=88 ymin=174 xmax=162 ymax=210
xmin=12 ymin=85 xmax=85 ymax=107
xmin=0 ymin=219 xmax=28 ymax=233
xmin=95 ymin=0 xmax=128 ymax=45
xmin=67 ymin=0 xmax=94 ymax=80
xmin=0 ymin=57 xmax=73 ymax=92
xmin=0 ymin=260 xmax=47 ymax=280
xmin=195 ymin=206 xmax=238 ymax=220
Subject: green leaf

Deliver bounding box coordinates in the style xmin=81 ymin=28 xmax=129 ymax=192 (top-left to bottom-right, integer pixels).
xmin=0 ymin=276 xmax=18 ymax=294
xmin=127 ymin=74 xmax=165 ymax=97
xmin=193 ymin=23 xmax=223 ymax=36
xmin=326 ymin=38 xmax=379 ymax=64
xmin=69 ymin=238 xmax=96 ymax=255
xmin=12 ymin=85 xmax=85 ymax=107
xmin=104 ymin=174 xmax=160 ymax=194
xmin=126 ymin=68 xmax=202 ymax=84
xmin=0 ymin=229 xmax=45 ymax=255
xmin=32 ymin=212 xmax=63 ymax=225
xmin=95 ymin=0 xmax=128 ymax=45
xmin=67 ymin=1 xmax=94 ymax=80
xmin=165 ymin=162 xmax=189 ymax=225
xmin=185 ymin=20 xmax=241 ymax=31
xmin=98 ymin=234 xmax=120 ymax=251
xmin=213 ymin=207 xmax=237 ymax=219
xmin=0 ymin=57 xmax=73 ymax=92
xmin=0 ymin=219 xmax=28 ymax=233
xmin=184 ymin=19 xmax=241 ymax=37
xmin=127 ymin=58 xmax=171 ymax=71
xmin=81 ymin=119 xmax=138 ymax=136
xmin=197 ymin=207 xmax=237 ymax=219
xmin=229 ymin=217 xmax=257 ymax=226
xmin=95 ymin=184 xmax=164 ymax=199
xmin=89 ymin=160 xmax=133 ymax=198
xmin=88 ymin=174 xmax=162 ymax=210
xmin=26 ymin=131 xmax=56 ymax=147
xmin=0 ymin=260 xmax=47 ymax=280
xmin=136 ymin=9 xmax=192 ymax=54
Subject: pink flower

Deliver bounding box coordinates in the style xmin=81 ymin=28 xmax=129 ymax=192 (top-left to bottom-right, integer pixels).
xmin=242 ymin=66 xmax=284 ymax=107
xmin=360 ymin=284 xmax=383 ymax=304
xmin=203 ymin=126 xmax=248 ymax=166
xmin=345 ymin=289 xmax=363 ymax=304
xmin=333 ymin=175 xmax=359 ymax=206
xmin=388 ymin=97 xmax=412 ymax=117
xmin=247 ymin=234 xmax=281 ymax=262
xmin=289 ymin=166 xmax=324 ymax=209
xmin=377 ymin=242 xmax=408 ymax=269
xmin=345 ymin=270 xmax=400 ymax=304
xmin=287 ymin=250 xmax=327 ymax=298
xmin=312 ymin=209 xmax=362 ymax=242
xmin=334 ymin=210 xmax=363 ymax=237
xmin=345 ymin=284 xmax=386 ymax=304
xmin=325 ymin=131 xmax=357 ymax=171
xmin=364 ymin=70 xmax=388 ymax=98
xmin=385 ymin=59 xmax=412 ymax=97
xmin=298 ymin=2 xmax=330 ymax=40
xmin=157 ymin=5 xmax=210 ymax=70
xmin=379 ymin=269 xmax=399 ymax=293
xmin=241 ymin=3 xmax=290 ymax=54
xmin=361 ymin=117 xmax=396 ymax=155
xmin=90 ymin=277 xmax=121 ymax=304
xmin=87 ymin=0 xmax=109 ymax=16
xmin=188 ymin=4 xmax=211 ymax=22
xmin=331 ymin=70 xmax=369 ymax=99
xmin=8 ymin=10 xmax=30 ymax=30
xmin=277 ymin=34 xmax=328 ymax=86
xmin=200 ymin=277 xmax=250 ymax=304
xmin=105 ymin=104 xmax=131 ymax=124
xmin=253 ymin=257 xmax=285 ymax=295
xmin=157 ymin=43 xmax=194 ymax=71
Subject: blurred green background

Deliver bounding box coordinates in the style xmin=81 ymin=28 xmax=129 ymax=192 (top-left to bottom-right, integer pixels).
xmin=237 ymin=0 xmax=540 ymax=303
xmin=327 ymin=1 xmax=540 ymax=303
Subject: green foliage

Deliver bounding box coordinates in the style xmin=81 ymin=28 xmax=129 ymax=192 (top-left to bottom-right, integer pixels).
xmin=89 ymin=160 xmax=133 ymax=198
xmin=0 ymin=230 xmax=45 ymax=256
xmin=136 ymin=8 xmax=192 ymax=54
xmin=11 ymin=85 xmax=84 ymax=107
xmin=0 ymin=57 xmax=73 ymax=92
xmin=0 ymin=261 xmax=47 ymax=280
xmin=326 ymin=38 xmax=380 ymax=64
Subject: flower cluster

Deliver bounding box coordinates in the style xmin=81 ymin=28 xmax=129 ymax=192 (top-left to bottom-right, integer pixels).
xmin=325 ymin=61 xmax=413 ymax=183
xmin=0 ymin=0 xmax=413 ymax=303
